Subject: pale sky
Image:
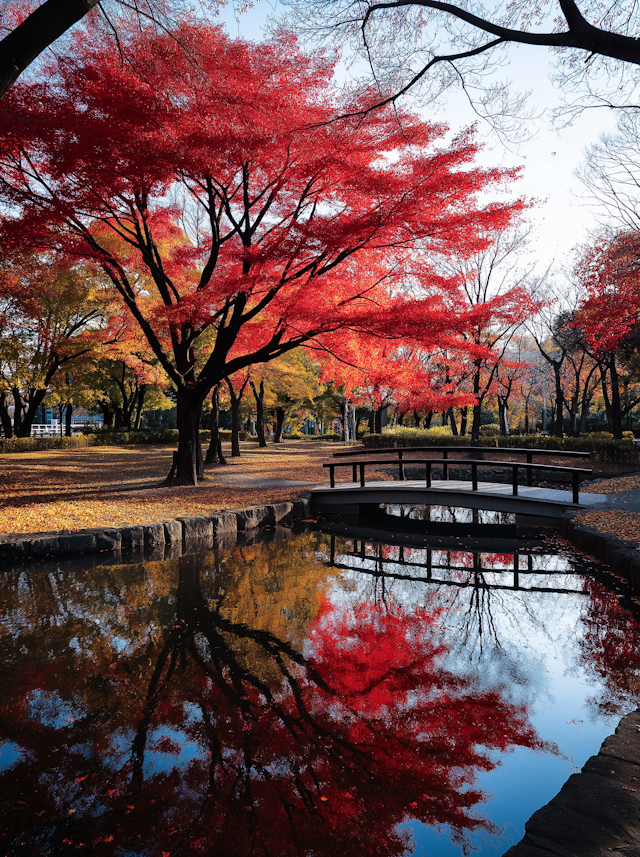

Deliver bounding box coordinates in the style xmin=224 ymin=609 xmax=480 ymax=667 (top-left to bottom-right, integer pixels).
xmin=216 ymin=2 xmax=618 ymax=274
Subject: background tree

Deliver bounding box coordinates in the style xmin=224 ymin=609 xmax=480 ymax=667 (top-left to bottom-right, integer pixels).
xmin=0 ymin=252 xmax=113 ymax=437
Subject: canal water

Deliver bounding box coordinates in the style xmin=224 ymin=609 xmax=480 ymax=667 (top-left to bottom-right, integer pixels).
xmin=0 ymin=509 xmax=639 ymax=856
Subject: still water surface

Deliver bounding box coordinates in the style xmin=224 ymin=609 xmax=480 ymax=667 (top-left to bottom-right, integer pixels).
xmin=0 ymin=519 xmax=639 ymax=856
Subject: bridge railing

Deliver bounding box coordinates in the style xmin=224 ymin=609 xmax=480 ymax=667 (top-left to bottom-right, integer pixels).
xmin=323 ymin=458 xmax=593 ymax=504
xmin=332 ymin=445 xmax=590 ymax=486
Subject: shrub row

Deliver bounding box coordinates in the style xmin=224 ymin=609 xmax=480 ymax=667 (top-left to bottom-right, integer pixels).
xmin=362 ymin=427 xmax=640 ymax=462
xmin=0 ymin=428 xmax=248 ymax=454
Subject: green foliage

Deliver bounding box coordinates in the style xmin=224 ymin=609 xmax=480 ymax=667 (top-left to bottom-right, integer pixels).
xmin=479 ymin=425 xmax=501 ymax=437
xmin=361 ymin=427 xmax=640 ymax=462
xmin=362 ymin=428 xmax=470 ymax=448
xmin=0 ymin=435 xmax=93 ymax=453
xmin=0 ymin=428 xmax=248 ymax=453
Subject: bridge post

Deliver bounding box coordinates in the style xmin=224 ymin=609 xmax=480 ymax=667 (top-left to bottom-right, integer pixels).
xmin=425 ymin=461 xmax=432 ymax=488
xmin=527 ymin=451 xmax=533 ymax=486
xmin=329 ymin=465 xmax=335 ymax=488
xmin=573 ymin=470 xmax=580 ymax=504
xmin=360 ymin=463 xmax=365 ymax=487
xmin=352 ymin=463 xmax=358 ymax=483
xmin=472 ymin=462 xmax=478 ymax=491
xmin=512 ymin=464 xmax=519 ymax=496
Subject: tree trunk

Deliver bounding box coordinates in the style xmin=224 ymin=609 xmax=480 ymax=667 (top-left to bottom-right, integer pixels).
xmin=424 ymin=411 xmax=433 ymax=429
xmin=459 ymin=406 xmax=468 ymax=436
xmin=230 ymin=397 xmax=241 ymax=457
xmin=252 ymin=380 xmax=267 ymax=448
xmin=165 ymin=389 xmax=204 ymax=485
xmin=0 ymin=392 xmax=13 ymax=438
xmin=205 ymin=385 xmax=227 ymax=465
xmin=100 ymin=402 xmax=115 ymax=429
xmin=273 ymin=406 xmax=285 ymax=443
xmin=553 ymin=364 xmax=564 ymax=438
xmin=413 ymin=409 xmax=421 ymax=428
xmin=602 ymin=356 xmax=624 ymax=439
xmin=448 ymin=408 xmax=458 ymax=436
xmin=15 ymin=388 xmax=47 ymax=438
xmin=374 ymin=407 xmax=383 ymax=435
xmin=65 ymin=403 xmax=73 ymax=436
xmin=133 ymin=385 xmax=147 ymax=431
xmin=470 ymin=403 xmax=482 ymax=445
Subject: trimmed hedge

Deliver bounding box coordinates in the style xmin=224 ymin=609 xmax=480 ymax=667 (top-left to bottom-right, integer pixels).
xmin=362 ymin=427 xmax=640 ymax=462
xmin=0 ymin=428 xmax=248 ymax=454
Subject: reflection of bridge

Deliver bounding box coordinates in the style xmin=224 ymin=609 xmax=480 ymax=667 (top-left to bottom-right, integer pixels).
xmin=322 ymin=524 xmax=589 ymax=597
xmin=310 ymin=446 xmax=608 ymax=519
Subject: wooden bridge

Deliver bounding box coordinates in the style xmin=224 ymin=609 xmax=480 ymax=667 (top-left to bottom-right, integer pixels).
xmin=309 ymin=446 xmax=608 ymax=519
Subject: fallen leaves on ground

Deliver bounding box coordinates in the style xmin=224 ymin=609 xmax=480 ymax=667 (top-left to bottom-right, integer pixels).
xmin=0 ymin=441 xmax=365 ymax=537
xmin=583 ymin=475 xmax=640 ymax=494
xmin=575 ymin=509 xmax=640 ymax=546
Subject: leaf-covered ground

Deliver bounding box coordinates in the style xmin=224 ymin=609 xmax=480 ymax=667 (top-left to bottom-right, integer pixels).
xmin=583 ymin=475 xmax=640 ymax=494
xmin=575 ymin=510 xmax=640 ymax=545
xmin=0 ymin=442 xmax=348 ymax=537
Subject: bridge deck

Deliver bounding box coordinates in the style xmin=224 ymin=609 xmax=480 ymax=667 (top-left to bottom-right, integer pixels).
xmin=310 ymin=479 xmax=608 ymax=518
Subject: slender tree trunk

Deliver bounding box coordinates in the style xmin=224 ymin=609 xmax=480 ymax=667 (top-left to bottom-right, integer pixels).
xmin=230 ymin=397 xmax=241 ymax=456
xmin=448 ymin=408 xmax=458 ymax=436
xmin=374 ymin=407 xmax=383 ymax=435
xmin=459 ymin=406 xmax=468 ymax=436
xmin=413 ymin=409 xmax=421 ymax=428
xmin=424 ymin=411 xmax=433 ymax=429
xmin=251 ymin=380 xmax=267 ymax=448
xmin=65 ymin=403 xmax=73 ymax=436
xmin=342 ymin=399 xmax=350 ymax=444
xmin=606 ymin=356 xmax=624 ymax=439
xmin=133 ymin=385 xmax=146 ymax=431
xmin=553 ymin=364 xmax=564 ymax=438
xmin=205 ymin=385 xmax=227 ymax=465
xmin=273 ymin=406 xmax=285 ymax=443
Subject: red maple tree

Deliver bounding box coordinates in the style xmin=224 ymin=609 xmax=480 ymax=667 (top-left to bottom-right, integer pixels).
xmin=0 ymin=20 xmax=525 ymax=480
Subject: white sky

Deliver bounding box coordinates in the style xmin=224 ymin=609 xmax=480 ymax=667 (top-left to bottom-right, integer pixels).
xmin=216 ymin=2 xmax=618 ymax=274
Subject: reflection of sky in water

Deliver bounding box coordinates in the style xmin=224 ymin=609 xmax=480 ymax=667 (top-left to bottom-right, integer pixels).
xmin=386 ymin=504 xmax=517 ymax=524
xmin=1 ymin=530 xmax=638 ymax=857
xmin=327 ymin=536 xmax=632 ymax=855
xmin=0 ymin=742 xmax=25 ymax=773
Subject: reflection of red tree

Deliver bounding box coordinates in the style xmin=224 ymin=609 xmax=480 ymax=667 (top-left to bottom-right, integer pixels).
xmin=0 ymin=561 xmax=547 ymax=857
xmin=579 ymin=579 xmax=640 ymax=715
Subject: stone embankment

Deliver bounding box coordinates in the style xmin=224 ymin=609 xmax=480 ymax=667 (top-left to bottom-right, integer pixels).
xmin=503 ymin=709 xmax=640 ymax=856
xmin=0 ymin=496 xmax=311 ymax=564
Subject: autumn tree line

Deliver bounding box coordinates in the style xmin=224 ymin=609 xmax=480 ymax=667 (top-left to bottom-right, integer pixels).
xmin=1 ymin=11 xmax=640 ymax=481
